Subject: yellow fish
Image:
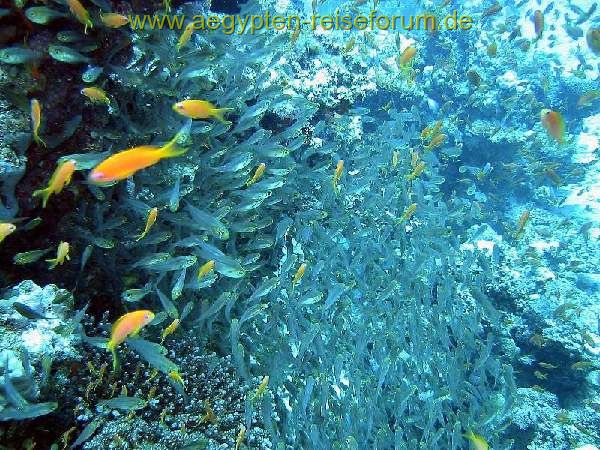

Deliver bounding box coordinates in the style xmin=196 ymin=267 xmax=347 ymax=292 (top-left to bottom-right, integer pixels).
xmin=46 ymin=241 xmax=70 ymax=269
xmin=463 ymin=430 xmax=489 ymax=450
xmin=332 ymin=159 xmax=344 ymax=193
xmin=406 ymin=162 xmax=425 ymax=181
xmin=161 ymin=318 xmax=180 ymax=343
xmin=172 ymin=99 xmax=233 ymax=124
xmin=235 ymin=425 xmax=246 ymax=450
xmin=176 ymin=23 xmax=195 ymax=51
xmin=32 ymin=159 xmax=76 ymax=208
xmin=399 ymin=46 xmax=417 ymax=66
xmin=67 ymin=0 xmax=93 ymax=34
xmin=81 ymin=87 xmax=110 ymax=105
xmin=197 ymin=260 xmax=215 ymax=280
xmin=398 ymin=203 xmax=417 ymax=223
xmin=168 ymin=370 xmax=185 ymax=390
xmin=247 ymin=163 xmax=266 ymax=186
xmin=30 ymin=99 xmax=45 ymax=147
xmin=136 ymin=207 xmax=158 ymax=241
xmin=0 ymin=223 xmax=16 ymax=244
xmin=253 ymin=375 xmax=269 ymax=401
xmin=99 ymin=12 xmax=129 ymax=28
xmin=292 ymin=262 xmax=307 ymax=288
xmin=424 ymin=133 xmax=446 ymax=151
xmin=107 ymin=310 xmax=155 ymax=371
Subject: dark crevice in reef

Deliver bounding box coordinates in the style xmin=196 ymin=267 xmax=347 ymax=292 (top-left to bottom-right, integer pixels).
xmin=210 ymin=0 xmax=246 ymax=14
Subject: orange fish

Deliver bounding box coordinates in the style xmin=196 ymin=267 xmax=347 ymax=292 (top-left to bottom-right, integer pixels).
xmin=67 ymin=0 xmax=93 ymax=34
xmin=30 ymin=99 xmax=45 ymax=147
xmin=172 ymin=100 xmax=233 ymax=124
xmin=89 ymin=125 xmax=189 ymax=186
xmin=33 ymin=159 xmax=76 ymax=207
xmin=107 ymin=310 xmax=155 ymax=371
xmin=100 ymin=12 xmax=129 ymax=28
xmin=540 ymin=109 xmax=565 ymax=144
xmin=399 ymin=46 xmax=417 ymax=66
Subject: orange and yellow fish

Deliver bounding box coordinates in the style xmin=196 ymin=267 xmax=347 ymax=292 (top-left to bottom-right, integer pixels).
xmin=540 ymin=109 xmax=565 ymax=144
xmin=0 ymin=223 xmax=16 ymax=245
xmin=107 ymin=310 xmax=155 ymax=371
xmin=172 ymin=99 xmax=233 ymax=124
xmin=100 ymin=12 xmax=129 ymax=28
xmin=47 ymin=241 xmax=70 ymax=269
xmin=67 ymin=0 xmax=93 ymax=34
xmin=30 ymin=99 xmax=45 ymax=147
xmin=89 ymin=125 xmax=189 ymax=186
xmin=399 ymin=46 xmax=417 ymax=66
xmin=33 ymin=159 xmax=77 ymax=208
xmin=136 ymin=207 xmax=158 ymax=241
xmin=81 ymin=87 xmax=110 ymax=105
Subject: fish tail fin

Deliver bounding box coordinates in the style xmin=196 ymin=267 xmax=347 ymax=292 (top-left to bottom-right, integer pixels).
xmin=32 ymin=188 xmax=50 ymax=208
xmin=213 ymin=108 xmax=234 ymax=124
xmin=34 ymin=134 xmax=47 ymax=148
xmin=107 ymin=342 xmax=120 ymax=373
xmin=159 ymin=120 xmax=192 ymax=158
xmin=159 ymin=140 xmax=189 ymax=159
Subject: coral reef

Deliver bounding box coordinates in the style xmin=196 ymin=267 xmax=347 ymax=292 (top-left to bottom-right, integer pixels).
xmin=0 ymin=0 xmax=598 ymax=448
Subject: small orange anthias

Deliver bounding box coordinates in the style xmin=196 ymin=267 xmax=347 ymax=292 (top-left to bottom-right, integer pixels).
xmin=107 ymin=310 xmax=155 ymax=371
xmin=33 ymin=159 xmax=77 ymax=207
xmin=540 ymin=109 xmax=565 ymax=144
xmin=172 ymin=99 xmax=233 ymax=124
xmin=89 ymin=123 xmax=189 ymax=185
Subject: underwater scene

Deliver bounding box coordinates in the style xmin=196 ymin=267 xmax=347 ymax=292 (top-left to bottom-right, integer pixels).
xmin=0 ymin=0 xmax=599 ymax=448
